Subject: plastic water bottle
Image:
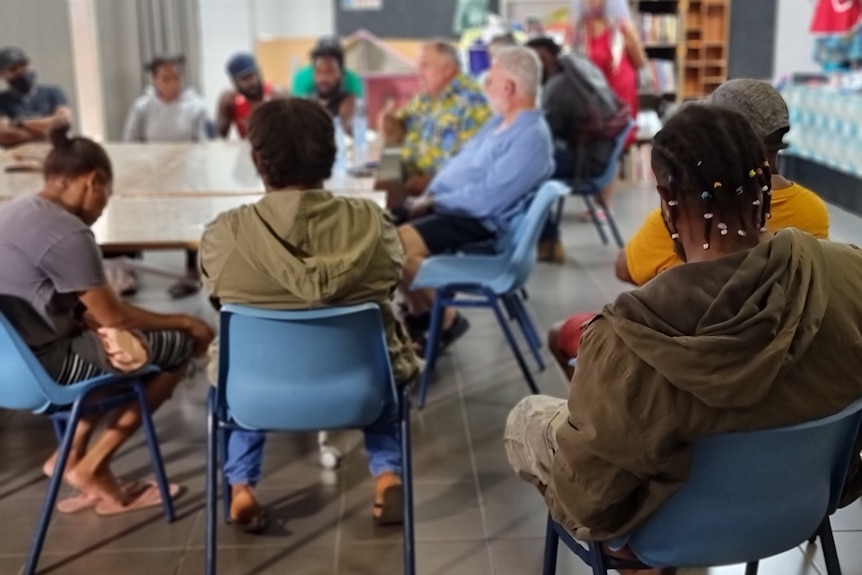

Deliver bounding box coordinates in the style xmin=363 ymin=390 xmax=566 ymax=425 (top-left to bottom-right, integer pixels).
xmin=352 ymin=98 xmax=368 ymax=167
xmin=333 ymin=116 xmax=347 ymax=174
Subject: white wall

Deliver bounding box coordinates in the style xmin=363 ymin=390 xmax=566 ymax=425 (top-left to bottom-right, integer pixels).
xmin=252 ymin=0 xmax=334 ymax=38
xmin=773 ymin=0 xmax=819 ymax=80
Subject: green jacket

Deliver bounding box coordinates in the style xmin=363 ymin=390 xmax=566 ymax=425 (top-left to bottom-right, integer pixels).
xmin=548 ymin=229 xmax=862 ymax=541
xmin=199 ymin=189 xmax=420 ymax=384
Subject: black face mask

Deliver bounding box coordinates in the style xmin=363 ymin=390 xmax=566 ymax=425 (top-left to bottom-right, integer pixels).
xmin=8 ymin=70 xmax=36 ymax=95
xmin=238 ymin=81 xmax=263 ymax=101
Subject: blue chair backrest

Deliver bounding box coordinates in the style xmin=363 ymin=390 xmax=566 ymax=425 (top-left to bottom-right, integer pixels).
xmin=498 ymin=181 xmax=568 ymax=290
xmin=628 ymin=397 xmax=862 ymax=568
xmin=217 ymin=303 xmax=398 ymax=432
xmin=573 ymin=119 xmax=635 ymax=195
xmin=0 ymin=313 xmax=57 ymax=413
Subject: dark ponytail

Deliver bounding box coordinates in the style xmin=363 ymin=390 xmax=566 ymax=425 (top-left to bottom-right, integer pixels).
xmin=43 ymin=124 xmax=113 ymax=182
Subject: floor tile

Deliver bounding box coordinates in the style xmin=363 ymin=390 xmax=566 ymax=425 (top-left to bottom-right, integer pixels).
xmin=180 ymin=544 xmax=335 ymax=575
xmin=338 ymin=541 xmax=493 ymax=575
xmin=489 ymin=537 xmax=595 ymax=575
xmin=25 ymin=550 xmax=185 ymax=575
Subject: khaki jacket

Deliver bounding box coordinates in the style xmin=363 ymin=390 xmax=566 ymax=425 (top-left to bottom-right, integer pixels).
xmin=548 ymin=229 xmax=862 ymax=541
xmin=199 ymin=190 xmax=420 ymax=384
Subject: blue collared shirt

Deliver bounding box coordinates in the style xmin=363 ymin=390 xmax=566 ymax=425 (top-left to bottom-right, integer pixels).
xmin=428 ymin=108 xmax=555 ymax=232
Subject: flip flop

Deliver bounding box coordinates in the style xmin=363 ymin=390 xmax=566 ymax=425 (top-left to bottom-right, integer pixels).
xmin=94 ymin=482 xmax=182 ymax=517
xmin=230 ymin=508 xmax=269 ymax=534
xmin=373 ymin=483 xmax=404 ymax=526
xmin=56 ymin=480 xmax=146 ymax=514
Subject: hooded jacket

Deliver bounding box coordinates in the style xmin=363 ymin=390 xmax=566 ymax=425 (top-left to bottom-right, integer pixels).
xmin=199 ymin=190 xmax=421 ymax=384
xmin=547 ymin=229 xmax=862 ymax=541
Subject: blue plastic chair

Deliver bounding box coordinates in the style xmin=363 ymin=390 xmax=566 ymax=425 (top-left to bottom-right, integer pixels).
xmin=410 ymin=181 xmax=568 ymax=408
xmin=206 ymin=303 xmax=415 ymax=575
xmin=0 ymin=313 xmax=175 ymax=575
xmin=543 ymin=396 xmax=862 ymax=575
xmin=551 ymin=120 xmax=635 ymax=249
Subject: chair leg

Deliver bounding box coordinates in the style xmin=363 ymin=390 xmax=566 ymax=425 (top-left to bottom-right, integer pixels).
xmin=219 ymin=427 xmax=231 ymax=523
xmin=400 ymin=385 xmax=416 ymax=575
xmin=744 ymin=561 xmax=760 ymax=575
xmin=24 ymin=401 xmax=85 ymax=575
xmin=588 ymin=542 xmax=608 ymax=575
xmin=542 ymin=514 xmax=560 ymax=575
xmin=595 ymin=196 xmax=625 ymax=249
xmin=509 ymin=294 xmax=546 ymax=371
xmin=583 ymin=196 xmax=609 ymax=246
xmin=490 ymin=295 xmax=540 ymax=395
xmin=417 ymin=290 xmax=446 ymax=409
xmin=819 ymin=517 xmax=843 ymax=575
xmin=206 ymin=389 xmax=218 ymax=575
xmin=134 ymin=381 xmax=175 ymax=523
xmin=49 ymin=417 xmax=66 ymax=445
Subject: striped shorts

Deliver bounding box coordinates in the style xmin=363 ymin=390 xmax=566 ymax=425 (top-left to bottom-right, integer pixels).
xmin=56 ymin=329 xmax=194 ymax=385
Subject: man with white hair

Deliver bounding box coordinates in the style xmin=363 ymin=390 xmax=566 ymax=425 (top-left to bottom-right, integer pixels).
xmin=397 ymin=46 xmax=554 ymax=349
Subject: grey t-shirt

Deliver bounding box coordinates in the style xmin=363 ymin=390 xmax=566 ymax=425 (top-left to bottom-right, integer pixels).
xmin=0 ymin=196 xmax=106 ymax=372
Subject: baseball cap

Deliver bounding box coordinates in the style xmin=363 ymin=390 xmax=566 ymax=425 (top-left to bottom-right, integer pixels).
xmin=226 ymin=53 xmax=258 ymax=79
xmin=0 ymin=46 xmax=29 ymax=73
xmin=706 ymin=79 xmax=790 ymax=144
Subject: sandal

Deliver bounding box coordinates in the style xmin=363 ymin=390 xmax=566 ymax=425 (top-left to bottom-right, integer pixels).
xmin=94 ymin=482 xmax=182 ymax=517
xmin=230 ymin=507 xmax=269 ymax=534
xmin=373 ymin=483 xmax=404 ymax=526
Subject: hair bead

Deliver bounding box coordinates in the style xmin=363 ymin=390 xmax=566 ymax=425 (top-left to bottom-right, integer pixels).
xmin=671 ymin=233 xmax=680 ymax=240
xmin=667 ymin=200 xmax=678 ymax=207
xmin=737 ymin=229 xmax=747 ymax=237
xmin=718 ymin=222 xmax=728 ymax=235
xmin=701 ymin=191 xmax=711 ymax=201
xmin=749 ymin=169 xmax=756 ymax=178
xmin=704 ymin=212 xmax=714 ymax=219
xmin=702 ymin=243 xmax=710 ymax=250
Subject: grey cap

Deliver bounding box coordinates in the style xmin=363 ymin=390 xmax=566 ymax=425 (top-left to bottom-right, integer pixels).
xmin=0 ymin=46 xmax=28 ymax=73
xmin=706 ymin=79 xmax=790 ymax=141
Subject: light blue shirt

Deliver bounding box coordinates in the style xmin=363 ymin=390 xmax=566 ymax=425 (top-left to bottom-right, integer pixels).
xmin=428 ymin=109 xmax=554 ymax=232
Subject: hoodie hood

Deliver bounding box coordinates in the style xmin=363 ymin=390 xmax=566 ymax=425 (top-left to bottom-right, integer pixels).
xmin=604 ymin=229 xmax=828 ymax=409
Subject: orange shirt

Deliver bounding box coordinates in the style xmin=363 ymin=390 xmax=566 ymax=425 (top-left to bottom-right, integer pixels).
xmin=625 ymin=182 xmax=830 ymax=286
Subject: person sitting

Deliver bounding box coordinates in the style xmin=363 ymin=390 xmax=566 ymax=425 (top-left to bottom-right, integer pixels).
xmin=526 ymin=36 xmax=629 ymax=263
xmin=397 ymin=46 xmax=554 ymax=350
xmin=505 ymin=104 xmax=862 ymax=575
xmin=308 ymin=39 xmax=356 ymax=133
xmin=121 ymin=54 xmax=210 ymax=299
xmin=379 ymin=40 xmax=491 ymax=208
xmin=0 ymin=125 xmax=214 ymax=515
xmin=290 ymin=36 xmax=364 ymax=99
xmin=216 ymin=53 xmax=276 ymax=139
xmin=199 ymin=98 xmax=421 ymax=532
xmin=0 ymin=46 xmax=72 ymax=148
xmin=547 ymin=78 xmax=831 ymax=377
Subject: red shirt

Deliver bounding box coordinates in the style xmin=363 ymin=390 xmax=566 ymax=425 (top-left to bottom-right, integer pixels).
xmin=232 ymin=83 xmax=275 ymax=139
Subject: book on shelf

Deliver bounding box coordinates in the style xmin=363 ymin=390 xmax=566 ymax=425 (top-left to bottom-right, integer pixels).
xmin=639 ymin=59 xmax=677 ymax=93
xmin=638 ymin=13 xmax=679 ymax=45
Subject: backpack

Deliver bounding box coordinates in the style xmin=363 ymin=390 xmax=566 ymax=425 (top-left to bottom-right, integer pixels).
xmin=558 ymin=53 xmax=631 ymax=146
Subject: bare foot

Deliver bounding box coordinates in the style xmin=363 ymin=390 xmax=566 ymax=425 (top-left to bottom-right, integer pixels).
xmin=230 ymin=484 xmax=264 ymax=524
xmin=42 ymin=450 xmax=81 ymax=479
xmin=65 ymin=466 xmax=131 ymax=508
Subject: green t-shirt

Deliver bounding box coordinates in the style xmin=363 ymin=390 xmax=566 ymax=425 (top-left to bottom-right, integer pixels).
xmin=290 ymin=65 xmax=364 ymax=97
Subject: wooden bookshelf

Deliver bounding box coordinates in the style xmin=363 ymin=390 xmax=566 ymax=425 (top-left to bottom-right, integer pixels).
xmin=679 ymin=0 xmax=730 ymax=100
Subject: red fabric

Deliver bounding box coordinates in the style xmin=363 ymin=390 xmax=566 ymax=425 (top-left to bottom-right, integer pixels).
xmin=232 ymin=83 xmax=275 ymax=139
xmin=557 ymin=313 xmax=599 ymax=359
xmin=587 ymin=28 xmax=638 ymax=148
xmin=810 ymin=0 xmax=861 ymax=34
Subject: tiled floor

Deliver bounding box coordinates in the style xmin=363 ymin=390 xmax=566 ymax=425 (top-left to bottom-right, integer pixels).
xmin=3 ymin=182 xmax=862 ymax=575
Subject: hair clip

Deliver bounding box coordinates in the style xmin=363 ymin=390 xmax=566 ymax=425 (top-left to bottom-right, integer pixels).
xmin=697 ymin=160 xmax=703 ymax=167
xmin=671 ymin=233 xmax=680 ymax=240
xmin=667 ymin=200 xmax=678 ymax=207
xmin=761 ymin=185 xmax=769 ymax=192
xmin=748 ymin=169 xmax=756 ymax=178
xmin=735 ymin=186 xmax=744 ymax=196
xmin=703 ymin=242 xmax=710 ymax=250
xmin=753 ymin=199 xmax=761 ymax=206
xmin=737 ymin=230 xmax=747 ymax=237
xmin=718 ymin=222 xmax=728 ymax=236
xmin=704 ymin=212 xmax=714 ymax=219
xmin=713 ymin=181 xmax=722 ymax=189
xmin=701 ymin=191 xmax=711 ymax=201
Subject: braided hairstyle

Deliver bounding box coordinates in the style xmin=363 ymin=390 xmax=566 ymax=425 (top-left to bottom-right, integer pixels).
xmin=651 ymin=104 xmax=772 ymax=252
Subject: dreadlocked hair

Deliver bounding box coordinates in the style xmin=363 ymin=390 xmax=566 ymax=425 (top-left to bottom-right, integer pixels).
xmin=651 ymin=104 xmax=772 ymax=250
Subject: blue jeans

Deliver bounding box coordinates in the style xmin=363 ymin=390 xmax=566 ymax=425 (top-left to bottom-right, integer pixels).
xmin=541 ymin=148 xmax=578 ymax=242
xmin=223 ymin=398 xmax=402 ymax=485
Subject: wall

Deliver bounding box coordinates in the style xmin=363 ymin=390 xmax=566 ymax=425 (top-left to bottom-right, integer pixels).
xmin=773 ymin=0 xmax=819 ymax=80
xmin=727 ymin=0 xmax=777 ymax=80
xmin=252 ymin=0 xmax=334 ymax=37
xmin=336 ymin=0 xmax=500 ymax=39
xmin=0 ymin=0 xmax=78 ymax=123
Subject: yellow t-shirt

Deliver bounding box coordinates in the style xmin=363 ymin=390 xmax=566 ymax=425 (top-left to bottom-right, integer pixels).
xmin=625 ymin=182 xmax=831 ymax=286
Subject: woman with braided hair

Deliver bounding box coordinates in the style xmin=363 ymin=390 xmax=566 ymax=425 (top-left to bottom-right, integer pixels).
xmin=504 ymin=104 xmax=862 ymax=573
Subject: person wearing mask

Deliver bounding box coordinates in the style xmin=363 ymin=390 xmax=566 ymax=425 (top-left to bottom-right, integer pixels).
xmin=506 ymin=104 xmax=862 ymax=575
xmin=291 ymin=36 xmax=364 ymax=99
xmin=0 ymin=125 xmax=214 ymax=514
xmin=546 ymin=79 xmax=831 ymax=377
xmin=121 ymin=54 xmax=210 ymax=299
xmin=571 ymin=0 xmax=645 ymax=219
xmin=397 ymin=47 xmax=554 ymax=351
xmin=216 ymin=53 xmax=276 ymax=139
xmin=0 ymin=46 xmax=72 ymax=148
xmin=200 ymin=98 xmax=420 ymax=532
xmin=310 ymin=41 xmax=356 ymax=133
xmin=380 ymin=40 xmax=491 ymax=208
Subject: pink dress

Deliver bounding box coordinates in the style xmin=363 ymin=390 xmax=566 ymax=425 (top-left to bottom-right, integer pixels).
xmin=587 ymin=27 xmax=638 ymax=148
